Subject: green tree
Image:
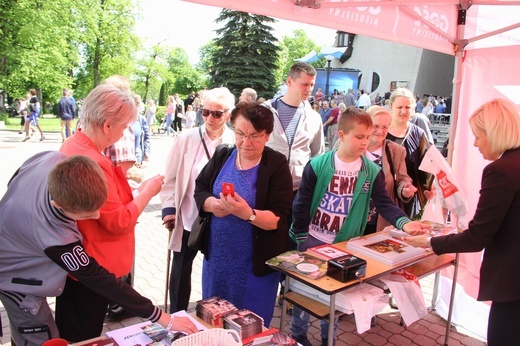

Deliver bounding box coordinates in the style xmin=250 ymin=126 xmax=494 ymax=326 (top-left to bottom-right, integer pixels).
xmin=133 ymin=42 xmax=170 ymax=102
xmin=165 ymin=47 xmax=208 ymax=98
xmin=74 ymin=0 xmax=140 ymax=95
xmin=197 ymin=39 xmax=218 ymax=75
xmin=276 ymin=29 xmax=324 ymax=84
xmin=158 ymin=83 xmax=167 ymax=106
xmin=211 ymin=10 xmax=280 ymax=99
xmin=0 ymin=0 xmax=86 ymax=104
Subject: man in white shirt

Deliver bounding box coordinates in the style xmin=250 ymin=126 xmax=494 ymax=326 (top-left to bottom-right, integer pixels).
xmin=357 ymin=90 xmax=372 ymax=109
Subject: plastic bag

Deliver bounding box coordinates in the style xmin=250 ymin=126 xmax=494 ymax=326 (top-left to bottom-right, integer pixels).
xmin=419 ymin=146 xmax=469 ymax=229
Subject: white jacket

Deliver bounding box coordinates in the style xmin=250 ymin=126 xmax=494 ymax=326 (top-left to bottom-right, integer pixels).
xmin=263 ymin=99 xmax=325 ymax=191
xmin=160 ymin=125 xmax=235 ymax=252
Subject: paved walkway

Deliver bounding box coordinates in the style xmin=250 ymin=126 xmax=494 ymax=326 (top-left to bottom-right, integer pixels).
xmin=0 ymin=130 xmax=486 ymax=345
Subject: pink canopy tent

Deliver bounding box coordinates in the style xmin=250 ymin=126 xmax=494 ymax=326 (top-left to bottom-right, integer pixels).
xmin=183 ymin=0 xmax=520 ymax=340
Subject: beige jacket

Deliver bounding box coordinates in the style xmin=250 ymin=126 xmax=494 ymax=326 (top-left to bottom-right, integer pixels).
xmin=376 ymin=140 xmax=414 ymax=232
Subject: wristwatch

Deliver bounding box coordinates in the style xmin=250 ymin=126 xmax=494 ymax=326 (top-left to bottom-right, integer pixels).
xmin=247 ymin=208 xmax=257 ymax=223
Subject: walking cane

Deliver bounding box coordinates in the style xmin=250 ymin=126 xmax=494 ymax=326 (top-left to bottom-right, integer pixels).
xmin=164 ymin=221 xmax=174 ymax=312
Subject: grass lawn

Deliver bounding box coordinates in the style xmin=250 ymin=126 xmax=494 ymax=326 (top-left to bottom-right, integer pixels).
xmin=3 ymin=116 xmax=64 ymax=132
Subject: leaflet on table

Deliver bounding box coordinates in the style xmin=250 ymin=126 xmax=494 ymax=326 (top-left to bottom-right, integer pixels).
xmin=105 ymin=310 xmax=206 ymax=346
xmin=420 ymin=220 xmax=457 ymax=236
xmin=387 ymin=221 xmax=457 ymax=238
xmin=345 ymin=234 xmax=426 ymax=266
xmin=265 ymin=250 xmax=327 ymax=279
xmin=307 ymin=244 xmax=350 ymax=259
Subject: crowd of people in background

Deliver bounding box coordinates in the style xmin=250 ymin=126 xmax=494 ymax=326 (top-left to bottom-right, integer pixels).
xmin=12 ymin=61 xmax=520 ymax=346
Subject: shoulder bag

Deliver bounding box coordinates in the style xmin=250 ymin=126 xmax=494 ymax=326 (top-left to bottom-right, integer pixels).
xmin=187 ymin=127 xmax=212 ymax=254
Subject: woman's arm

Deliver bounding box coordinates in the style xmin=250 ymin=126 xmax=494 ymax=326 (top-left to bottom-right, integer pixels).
xmin=159 ymin=135 xmax=183 ymax=222
xmin=195 ymin=145 xmax=231 ymax=214
xmin=392 ymin=144 xmax=416 ymax=202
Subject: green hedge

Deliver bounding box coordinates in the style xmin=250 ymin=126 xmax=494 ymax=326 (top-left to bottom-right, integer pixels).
xmin=2 ymin=117 xmax=62 ymax=131
xmin=155 ymin=106 xmax=166 ymax=123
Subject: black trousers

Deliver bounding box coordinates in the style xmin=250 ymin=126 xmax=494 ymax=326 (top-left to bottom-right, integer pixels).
xmin=487 ymin=299 xmax=520 ymax=345
xmin=169 ymin=229 xmax=198 ymax=313
xmin=172 ymin=116 xmax=183 ymax=132
xmin=55 ymin=277 xmax=108 ymax=342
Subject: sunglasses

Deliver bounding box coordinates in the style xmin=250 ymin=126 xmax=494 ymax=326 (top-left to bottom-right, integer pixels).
xmin=201 ymin=108 xmax=228 ymax=119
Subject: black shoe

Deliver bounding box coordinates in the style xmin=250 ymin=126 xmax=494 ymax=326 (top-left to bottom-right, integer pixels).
xmin=291 ymin=334 xmax=312 ymax=346
xmin=107 ymin=304 xmax=135 ymax=322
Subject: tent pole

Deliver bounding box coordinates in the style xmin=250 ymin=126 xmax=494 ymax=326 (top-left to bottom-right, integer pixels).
xmin=447 ymin=48 xmax=463 ymax=167
xmin=447 ymin=4 xmax=469 ymax=166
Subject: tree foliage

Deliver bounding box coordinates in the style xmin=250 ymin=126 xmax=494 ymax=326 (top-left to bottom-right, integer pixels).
xmin=0 ymin=0 xmax=85 ymax=103
xmin=0 ymin=3 xmax=322 ymax=110
xmin=197 ymin=39 xmax=217 ymax=75
xmin=76 ymin=0 xmax=140 ymax=93
xmin=158 ymin=47 xmax=208 ymax=100
xmin=132 ymin=43 xmax=170 ymax=102
xmin=276 ymin=29 xmax=325 ymax=84
xmin=210 ymin=10 xmax=280 ymax=99
xmin=0 ymin=0 xmax=141 ymax=105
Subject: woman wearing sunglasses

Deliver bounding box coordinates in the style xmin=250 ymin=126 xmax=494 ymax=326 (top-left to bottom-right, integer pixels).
xmin=160 ymin=87 xmax=235 ymax=314
xmin=194 ymin=102 xmax=293 ymax=326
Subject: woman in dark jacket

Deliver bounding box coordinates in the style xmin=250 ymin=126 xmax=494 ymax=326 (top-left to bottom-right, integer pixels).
xmin=386 ymin=88 xmax=433 ymax=218
xmin=405 ymin=98 xmax=520 ymax=345
xmin=194 ymin=102 xmax=293 ymax=326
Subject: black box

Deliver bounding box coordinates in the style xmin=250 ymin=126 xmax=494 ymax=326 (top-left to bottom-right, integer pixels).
xmin=326 ymin=254 xmax=367 ymax=283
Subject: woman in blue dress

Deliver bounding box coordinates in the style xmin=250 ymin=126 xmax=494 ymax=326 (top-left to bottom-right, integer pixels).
xmin=194 ymin=102 xmax=293 ymax=326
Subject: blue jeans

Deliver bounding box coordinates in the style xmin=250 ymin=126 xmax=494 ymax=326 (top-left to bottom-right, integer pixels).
xmin=166 ymin=114 xmax=174 ymax=136
xmin=290 ymin=235 xmax=338 ymax=339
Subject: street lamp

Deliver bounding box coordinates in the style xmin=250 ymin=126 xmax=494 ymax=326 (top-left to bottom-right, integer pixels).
xmin=325 ymin=55 xmax=334 ymax=99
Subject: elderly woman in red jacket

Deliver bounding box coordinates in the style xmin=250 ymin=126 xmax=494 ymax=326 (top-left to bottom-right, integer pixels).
xmin=56 ymin=82 xmax=169 ymax=342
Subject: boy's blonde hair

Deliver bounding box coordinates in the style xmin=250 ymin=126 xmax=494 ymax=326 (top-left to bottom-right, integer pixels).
xmin=48 ymin=155 xmax=107 ymax=214
xmin=469 ymin=98 xmax=520 ymax=157
xmin=338 ymin=107 xmax=373 ymax=134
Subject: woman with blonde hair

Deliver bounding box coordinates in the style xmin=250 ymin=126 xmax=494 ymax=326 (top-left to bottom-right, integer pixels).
xmin=386 ymin=88 xmax=432 ymax=218
xmin=166 ymin=95 xmax=176 ymax=136
xmin=364 ymin=106 xmax=416 ymax=233
xmin=405 ymin=98 xmax=520 ymax=345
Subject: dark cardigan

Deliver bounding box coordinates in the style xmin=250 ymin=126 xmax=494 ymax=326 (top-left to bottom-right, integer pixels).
xmin=194 ymin=144 xmax=293 ymax=276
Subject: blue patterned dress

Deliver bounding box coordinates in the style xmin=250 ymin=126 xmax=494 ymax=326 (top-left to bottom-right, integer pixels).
xmin=202 ymin=149 xmax=280 ymax=326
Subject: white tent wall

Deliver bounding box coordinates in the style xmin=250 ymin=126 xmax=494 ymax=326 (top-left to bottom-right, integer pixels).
xmin=183 ymin=0 xmax=520 ymax=341
xmin=441 ymin=44 xmax=520 ymax=339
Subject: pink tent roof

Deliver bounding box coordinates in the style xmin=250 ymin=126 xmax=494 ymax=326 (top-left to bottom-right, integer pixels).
xmin=184 ymin=0 xmax=520 ymax=55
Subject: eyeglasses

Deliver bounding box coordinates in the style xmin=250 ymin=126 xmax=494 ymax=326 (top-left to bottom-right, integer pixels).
xmin=201 ymin=108 xmax=228 ymax=119
xmin=235 ymin=130 xmax=265 ymax=142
